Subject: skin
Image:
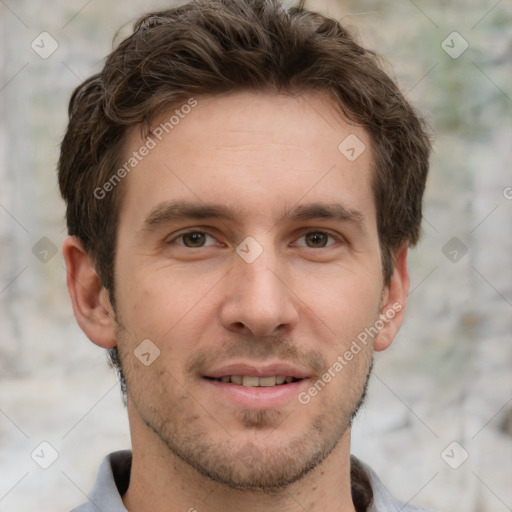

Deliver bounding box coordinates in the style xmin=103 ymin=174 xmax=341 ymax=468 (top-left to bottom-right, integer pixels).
xmin=63 ymin=91 xmax=409 ymax=512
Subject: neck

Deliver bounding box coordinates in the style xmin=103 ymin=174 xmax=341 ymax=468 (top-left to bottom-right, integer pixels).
xmin=123 ymin=408 xmax=357 ymax=512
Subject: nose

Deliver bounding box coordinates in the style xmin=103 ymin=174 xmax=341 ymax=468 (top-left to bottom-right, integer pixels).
xmin=218 ymin=246 xmax=299 ymax=337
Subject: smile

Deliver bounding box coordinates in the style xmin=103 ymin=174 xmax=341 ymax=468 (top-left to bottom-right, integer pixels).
xmin=205 ymin=375 xmax=302 ymax=387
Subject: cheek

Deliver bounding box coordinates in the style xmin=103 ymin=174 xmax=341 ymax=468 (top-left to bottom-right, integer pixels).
xmin=116 ymin=265 xmax=220 ymax=346
xmin=295 ymin=267 xmax=382 ymax=346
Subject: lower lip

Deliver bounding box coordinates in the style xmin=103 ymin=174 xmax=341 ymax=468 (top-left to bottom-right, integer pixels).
xmin=203 ymin=378 xmax=308 ymax=409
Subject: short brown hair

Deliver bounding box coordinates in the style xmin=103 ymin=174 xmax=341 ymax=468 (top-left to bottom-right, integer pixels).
xmin=59 ymin=0 xmax=430 ymax=296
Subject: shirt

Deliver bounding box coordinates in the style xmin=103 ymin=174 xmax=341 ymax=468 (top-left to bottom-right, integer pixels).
xmin=70 ymin=450 xmax=437 ymax=512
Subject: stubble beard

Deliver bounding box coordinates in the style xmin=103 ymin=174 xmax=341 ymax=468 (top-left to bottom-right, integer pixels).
xmin=122 ymin=341 xmax=374 ymax=493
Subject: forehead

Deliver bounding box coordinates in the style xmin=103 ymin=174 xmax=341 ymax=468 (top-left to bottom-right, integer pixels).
xmin=118 ymin=91 xmax=375 ymax=226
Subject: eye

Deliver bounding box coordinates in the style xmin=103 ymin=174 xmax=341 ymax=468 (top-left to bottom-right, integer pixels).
xmin=295 ymin=231 xmax=337 ymax=248
xmin=171 ymin=231 xmax=218 ymax=248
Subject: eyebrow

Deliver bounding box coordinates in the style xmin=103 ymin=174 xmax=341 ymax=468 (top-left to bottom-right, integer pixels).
xmin=280 ymin=203 xmax=365 ymax=229
xmin=140 ymin=200 xmax=366 ymax=233
xmin=141 ymin=201 xmax=240 ymax=232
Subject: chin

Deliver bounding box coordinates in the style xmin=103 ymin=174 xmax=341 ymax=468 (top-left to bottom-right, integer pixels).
xmin=189 ymin=437 xmax=334 ymax=493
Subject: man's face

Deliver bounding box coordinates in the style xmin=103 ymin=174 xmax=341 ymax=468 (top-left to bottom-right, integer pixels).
xmin=113 ymin=91 xmax=387 ymax=490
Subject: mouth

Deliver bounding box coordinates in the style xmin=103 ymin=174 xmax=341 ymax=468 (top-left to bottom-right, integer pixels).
xmin=200 ymin=362 xmax=310 ymax=409
xmin=204 ymin=375 xmax=303 ymax=387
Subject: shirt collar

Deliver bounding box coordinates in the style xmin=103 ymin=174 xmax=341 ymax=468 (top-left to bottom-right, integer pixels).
xmin=72 ymin=450 xmax=435 ymax=512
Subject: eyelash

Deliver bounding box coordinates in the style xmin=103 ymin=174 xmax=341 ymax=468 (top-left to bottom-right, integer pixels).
xmin=168 ymin=230 xmax=342 ymax=248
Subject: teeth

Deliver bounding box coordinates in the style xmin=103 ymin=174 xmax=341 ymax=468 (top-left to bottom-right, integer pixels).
xmin=259 ymin=376 xmax=276 ymax=387
xmin=243 ymin=376 xmax=260 ymax=387
xmin=217 ymin=375 xmax=296 ymax=387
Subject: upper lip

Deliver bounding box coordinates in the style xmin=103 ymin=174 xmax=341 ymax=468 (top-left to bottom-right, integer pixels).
xmin=203 ymin=362 xmax=310 ymax=379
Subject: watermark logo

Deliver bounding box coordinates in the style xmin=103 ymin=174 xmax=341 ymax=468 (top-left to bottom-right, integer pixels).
xmin=442 ymin=236 xmax=468 ymax=263
xmin=32 ymin=237 xmax=58 ymax=263
xmin=236 ymin=236 xmax=264 ymax=264
xmin=31 ymin=32 xmax=58 ymax=59
xmin=338 ymin=134 xmax=366 ymax=162
xmin=134 ymin=339 xmax=161 ymax=366
xmin=31 ymin=441 xmax=59 ymax=469
xmin=441 ymin=32 xmax=469 ymax=59
xmin=238 ymin=442 xmax=263 ymax=468
xmin=441 ymin=441 xmax=469 ymax=469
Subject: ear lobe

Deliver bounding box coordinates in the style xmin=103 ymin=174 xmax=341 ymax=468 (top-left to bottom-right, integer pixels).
xmin=374 ymin=245 xmax=410 ymax=352
xmin=62 ymin=236 xmax=117 ymax=349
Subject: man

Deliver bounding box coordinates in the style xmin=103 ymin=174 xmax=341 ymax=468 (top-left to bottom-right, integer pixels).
xmin=59 ymin=0 xmax=434 ymax=510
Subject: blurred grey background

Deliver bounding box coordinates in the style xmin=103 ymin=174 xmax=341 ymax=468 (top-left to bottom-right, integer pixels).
xmin=0 ymin=1 xmax=511 ymax=511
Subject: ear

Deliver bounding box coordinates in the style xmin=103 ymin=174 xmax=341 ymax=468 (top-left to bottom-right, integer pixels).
xmin=62 ymin=236 xmax=117 ymax=349
xmin=374 ymin=244 xmax=410 ymax=352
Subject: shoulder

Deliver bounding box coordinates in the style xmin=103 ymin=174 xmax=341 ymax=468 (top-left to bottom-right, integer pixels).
xmin=69 ymin=450 xmax=132 ymax=512
xmin=355 ymin=458 xmax=438 ymax=512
